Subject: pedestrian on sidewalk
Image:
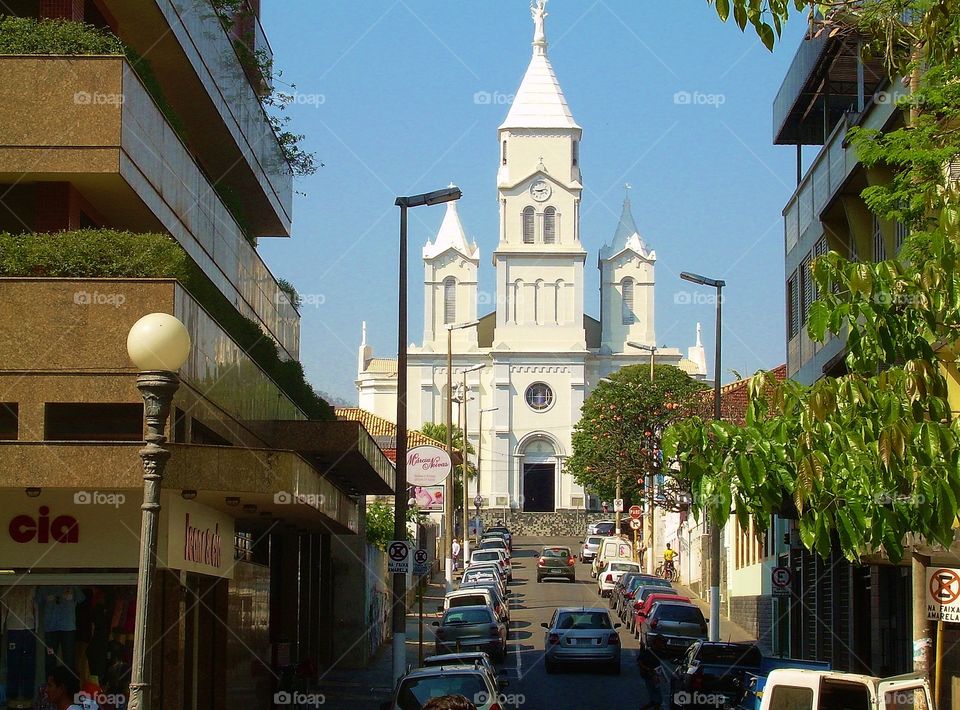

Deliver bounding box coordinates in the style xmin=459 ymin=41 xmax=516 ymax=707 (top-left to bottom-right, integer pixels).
xmin=452 ymin=539 xmax=462 ymax=571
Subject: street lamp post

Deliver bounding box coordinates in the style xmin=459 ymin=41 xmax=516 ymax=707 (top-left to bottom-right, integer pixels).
xmin=394 ymin=186 xmax=462 ymax=684
xmin=627 ymin=341 xmax=658 ymax=575
xmin=476 ymin=406 xmax=497 ymax=545
xmin=459 ymin=363 xmax=484 ymax=563
xmin=444 ymin=320 xmax=479 ymax=588
xmin=680 ymin=270 xmax=725 ymax=643
xmin=126 ymin=313 xmax=192 ymax=710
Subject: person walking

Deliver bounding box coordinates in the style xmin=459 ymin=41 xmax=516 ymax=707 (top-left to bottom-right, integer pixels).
xmin=451 ymin=539 xmax=462 ymax=571
xmin=636 ymin=646 xmax=663 ymax=709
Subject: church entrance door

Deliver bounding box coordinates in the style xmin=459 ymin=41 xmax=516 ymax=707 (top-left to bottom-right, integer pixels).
xmin=522 ymin=463 xmax=555 ymax=512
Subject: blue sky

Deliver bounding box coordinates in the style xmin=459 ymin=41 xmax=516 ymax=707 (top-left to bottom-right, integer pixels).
xmin=258 ymin=1 xmax=808 ymax=405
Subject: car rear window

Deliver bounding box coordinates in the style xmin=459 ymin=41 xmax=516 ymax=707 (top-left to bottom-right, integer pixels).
xmin=542 ymin=548 xmax=571 ymax=558
xmin=587 ymin=536 xmax=602 ymax=545
xmin=397 ymin=673 xmax=487 ymax=710
xmin=654 ymin=604 xmax=705 ymax=623
xmin=641 ymin=588 xmax=679 ymax=601
xmin=696 ymin=645 xmax=762 ymax=666
xmin=610 ymin=562 xmax=639 ymax=572
xmin=595 ymin=523 xmax=614 ymax=533
xmin=556 ymin=612 xmax=612 ymax=630
xmin=449 ymin=595 xmax=487 ymax=609
xmin=444 ymin=608 xmax=492 ymax=625
xmin=473 ymin=551 xmax=500 ymax=560
xmin=480 ymin=539 xmax=505 ymax=547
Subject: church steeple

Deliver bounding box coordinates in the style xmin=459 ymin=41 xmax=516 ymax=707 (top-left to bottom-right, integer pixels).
xmin=601 ymin=189 xmax=653 ymax=261
xmin=423 ymin=192 xmax=478 ymax=261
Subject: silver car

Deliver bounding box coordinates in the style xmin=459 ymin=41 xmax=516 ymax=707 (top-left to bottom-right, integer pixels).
xmin=580 ymin=535 xmax=603 ymax=563
xmin=541 ymin=607 xmax=622 ymax=674
xmin=382 ymin=665 xmax=506 ymax=710
xmin=422 ymin=651 xmax=498 ymax=681
xmin=433 ymin=605 xmax=508 ymax=660
xmin=639 ymin=600 xmax=708 ymax=658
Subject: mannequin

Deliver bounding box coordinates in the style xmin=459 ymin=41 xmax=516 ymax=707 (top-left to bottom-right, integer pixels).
xmin=36 ymin=586 xmax=84 ymax=675
xmin=2 ymin=583 xmax=38 ymax=702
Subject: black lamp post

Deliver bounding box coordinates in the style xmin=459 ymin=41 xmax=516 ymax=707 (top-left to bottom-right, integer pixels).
xmin=393 ymin=185 xmax=461 ymax=684
xmin=680 ymin=271 xmax=724 ymax=642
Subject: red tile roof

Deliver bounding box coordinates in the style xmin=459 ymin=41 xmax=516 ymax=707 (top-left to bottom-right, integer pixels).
xmin=334 ymin=408 xmax=448 ymax=464
xmin=702 ymin=364 xmax=788 ymax=425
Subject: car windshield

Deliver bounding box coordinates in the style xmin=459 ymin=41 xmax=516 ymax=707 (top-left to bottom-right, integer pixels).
xmin=697 ymin=645 xmax=762 ymax=666
xmin=556 ymin=612 xmax=612 ymax=630
xmin=542 ymin=548 xmax=571 ymax=558
xmin=397 ymin=674 xmax=487 ymax=710
xmin=655 ymin=605 xmax=705 ymax=623
xmin=609 ymin=563 xmax=639 ymax=572
xmin=449 ymin=595 xmax=487 ymax=608
xmin=444 ymin=608 xmax=492 ymax=625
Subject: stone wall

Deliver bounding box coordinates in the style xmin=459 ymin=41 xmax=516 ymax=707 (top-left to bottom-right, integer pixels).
xmin=478 ymin=510 xmax=609 ymax=537
xmin=729 ymin=595 xmax=772 ymax=654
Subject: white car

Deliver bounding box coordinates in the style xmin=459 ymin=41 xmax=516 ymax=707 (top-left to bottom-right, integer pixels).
xmin=470 ymin=548 xmax=511 ymax=580
xmin=597 ymin=559 xmax=641 ymax=597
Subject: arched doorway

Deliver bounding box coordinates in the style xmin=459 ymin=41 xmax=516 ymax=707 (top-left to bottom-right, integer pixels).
xmin=520 ymin=437 xmax=556 ymax=512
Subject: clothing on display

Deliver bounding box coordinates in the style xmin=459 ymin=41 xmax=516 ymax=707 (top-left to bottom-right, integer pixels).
xmin=2 ymin=584 xmax=37 ymax=701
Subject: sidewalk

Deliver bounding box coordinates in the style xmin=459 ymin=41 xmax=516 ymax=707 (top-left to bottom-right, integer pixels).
xmin=313 ymin=572 xmax=449 ymax=709
xmin=673 ymin=582 xmax=756 ymax=643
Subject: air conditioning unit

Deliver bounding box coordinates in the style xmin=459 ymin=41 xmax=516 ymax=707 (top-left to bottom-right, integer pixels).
xmin=570 ymin=495 xmax=584 ymax=508
xmin=494 ymin=495 xmax=509 ymax=507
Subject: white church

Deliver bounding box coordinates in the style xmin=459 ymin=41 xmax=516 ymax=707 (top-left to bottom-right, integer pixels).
xmin=357 ymin=0 xmax=706 ymax=515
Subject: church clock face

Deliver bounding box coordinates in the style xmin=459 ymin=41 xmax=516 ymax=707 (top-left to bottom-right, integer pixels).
xmin=530 ymin=180 xmax=552 ymax=202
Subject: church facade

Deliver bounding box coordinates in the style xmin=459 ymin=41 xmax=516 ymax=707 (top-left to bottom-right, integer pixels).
xmin=357 ymin=1 xmax=706 ymax=515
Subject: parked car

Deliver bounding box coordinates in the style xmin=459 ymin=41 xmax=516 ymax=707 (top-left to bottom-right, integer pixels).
xmin=442 ymin=587 xmax=508 ymax=624
xmin=458 ymin=580 xmax=510 ymax=623
xmin=536 ymin=545 xmax=576 ymax=583
xmin=638 ymin=601 xmax=707 ymax=658
xmin=481 ymin=531 xmax=512 ymax=552
xmin=478 ymin=537 xmax=511 ymax=561
xmin=460 ymin=567 xmax=506 ymax=596
xmin=587 ymin=520 xmax=615 ymax=536
xmin=382 ymin=664 xmax=507 ymax=710
xmin=470 ymin=549 xmax=511 ymax=580
xmin=631 ymin=591 xmax=690 ymax=636
xmin=614 ymin=573 xmax=669 ymax=619
xmin=579 ymin=535 xmax=603 ymax=563
xmin=670 ymin=641 xmax=762 ymax=709
xmin=432 ymin=605 xmax=508 ymax=660
xmin=740 ymin=667 xmax=931 ymax=710
xmin=596 ymin=559 xmax=641 ymax=597
xmin=422 ymin=651 xmax=499 ymax=681
xmin=486 ymin=525 xmax=512 ymax=547
xmin=591 ymin=536 xmax=634 ymax=578
xmin=541 ymin=607 xmax=622 ymax=675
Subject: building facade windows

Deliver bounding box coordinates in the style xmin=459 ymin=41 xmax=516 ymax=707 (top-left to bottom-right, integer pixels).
xmin=522 ymin=206 xmax=535 ymax=244
xmin=443 ymin=276 xmax=456 ymax=324
xmin=525 ymin=383 xmax=554 ymax=411
xmin=543 ymin=206 xmax=556 ymax=244
xmin=787 ymin=273 xmax=800 ymax=340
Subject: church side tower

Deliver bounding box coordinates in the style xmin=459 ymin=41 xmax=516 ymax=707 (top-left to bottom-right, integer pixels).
xmin=599 ymin=193 xmax=656 ymax=352
xmin=492 ymin=0 xmax=586 ymax=350
xmin=422 ymin=197 xmax=480 ymax=351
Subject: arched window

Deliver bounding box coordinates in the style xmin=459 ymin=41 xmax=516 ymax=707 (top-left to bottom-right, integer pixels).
xmin=443 ymin=277 xmax=456 ymax=324
xmin=543 ymin=207 xmax=556 ymax=244
xmin=621 ymin=277 xmax=635 ymax=325
xmin=522 ymin=207 xmax=535 ymax=244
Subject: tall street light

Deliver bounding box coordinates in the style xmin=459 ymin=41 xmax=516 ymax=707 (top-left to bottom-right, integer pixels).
xmin=627 ymin=341 xmax=657 ymax=575
xmin=597 ymin=376 xmax=623 ymax=533
xmin=394 ymin=185 xmax=462 ymax=684
xmin=126 ymin=313 xmax=191 ymax=710
xmin=444 ymin=319 xmax=479 ymax=587
xmin=680 ymin=270 xmax=725 ymax=643
xmin=458 ymin=363 xmax=484 ymax=562
xmin=476 ymin=406 xmax=498 ymax=544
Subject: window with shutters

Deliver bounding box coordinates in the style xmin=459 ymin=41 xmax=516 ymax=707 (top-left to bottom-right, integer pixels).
xmin=787 ymin=273 xmax=800 ymax=339
xmin=443 ymin=277 xmax=456 ymax=324
xmin=801 ymin=254 xmax=813 ymax=325
xmin=873 ymin=214 xmax=886 ymax=261
xmin=621 ymin=278 xmax=635 ymax=325
xmin=543 ymin=207 xmax=557 ymax=244
xmin=813 ymin=237 xmax=828 ymax=300
xmin=522 ymin=207 xmax=535 ymax=243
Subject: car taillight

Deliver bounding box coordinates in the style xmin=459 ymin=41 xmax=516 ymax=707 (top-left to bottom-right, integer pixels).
xmin=692 ymin=668 xmax=704 ymax=690
xmin=607 ymin=633 xmax=620 ymax=645
xmin=650 ymin=618 xmax=659 ymax=629
xmin=633 ymin=601 xmax=643 ymax=610
xmin=567 ymin=556 xmax=575 ymax=565
xmin=548 ymin=633 xmax=560 ymax=645
xmin=538 ymin=558 xmax=546 ymax=566
xmin=605 ymin=574 xmax=613 ymax=582
xmin=625 ymin=591 xmax=634 ymax=599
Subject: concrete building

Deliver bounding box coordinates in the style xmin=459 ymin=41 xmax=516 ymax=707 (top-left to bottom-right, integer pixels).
xmin=0 ymin=3 xmax=392 ymax=707
xmin=357 ymin=2 xmax=705 ymax=529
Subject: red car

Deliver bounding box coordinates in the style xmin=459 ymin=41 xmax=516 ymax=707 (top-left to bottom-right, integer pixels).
xmin=632 ymin=593 xmax=693 ymax=637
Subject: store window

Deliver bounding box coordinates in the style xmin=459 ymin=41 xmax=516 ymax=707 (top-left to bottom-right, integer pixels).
xmin=525 ymin=383 xmax=554 ymax=411
xmin=44 ymin=403 xmax=142 ymax=441
xmin=0 ymin=403 xmax=17 ymax=440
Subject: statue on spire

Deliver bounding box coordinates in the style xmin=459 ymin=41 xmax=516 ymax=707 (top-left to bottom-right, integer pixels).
xmin=531 ymin=0 xmax=548 ymax=48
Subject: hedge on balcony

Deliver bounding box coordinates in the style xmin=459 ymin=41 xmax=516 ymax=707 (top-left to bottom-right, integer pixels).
xmin=0 ymin=229 xmax=333 ymax=420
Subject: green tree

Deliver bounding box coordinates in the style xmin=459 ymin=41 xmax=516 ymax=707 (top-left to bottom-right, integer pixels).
xmin=419 ymin=422 xmax=476 ymax=512
xmin=366 ymin=500 xmax=416 ymax=551
xmin=665 ymin=1 xmax=960 ymax=563
xmin=566 ymin=365 xmax=708 ymax=507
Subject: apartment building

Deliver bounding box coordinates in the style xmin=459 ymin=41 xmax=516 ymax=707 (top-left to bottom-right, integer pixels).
xmin=0 ymin=2 xmax=393 ymax=708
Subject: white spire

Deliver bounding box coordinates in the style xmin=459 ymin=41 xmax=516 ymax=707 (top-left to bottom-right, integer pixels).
xmin=422 ymin=189 xmax=479 ymax=260
xmin=688 ymin=322 xmax=707 ymax=377
xmin=358 ymin=320 xmax=372 ymax=377
xmin=499 ymin=1 xmax=580 ymax=131
xmin=602 ymin=191 xmax=651 ymax=259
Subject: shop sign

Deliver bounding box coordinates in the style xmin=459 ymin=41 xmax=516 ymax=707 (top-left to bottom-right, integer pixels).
xmin=926 ymin=566 xmax=960 ymax=622
xmin=406 ymin=445 xmax=452 ymax=487
xmin=162 ymin=494 xmax=235 ymax=579
xmin=0 ymin=491 xmax=141 ymax=568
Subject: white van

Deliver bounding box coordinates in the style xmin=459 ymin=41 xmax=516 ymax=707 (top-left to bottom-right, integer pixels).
xmin=590 ymin=536 xmax=634 ymax=578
